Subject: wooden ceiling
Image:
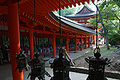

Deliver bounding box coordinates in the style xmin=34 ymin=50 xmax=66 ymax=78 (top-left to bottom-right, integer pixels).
xmin=0 ymin=0 xmax=98 ymax=36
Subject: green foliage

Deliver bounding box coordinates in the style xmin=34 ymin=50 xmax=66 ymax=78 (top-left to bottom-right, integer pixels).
xmin=54 ymin=4 xmax=89 ymax=16
xmin=109 ymin=33 xmax=120 ymax=46
xmin=88 ymin=18 xmax=96 ymax=26
xmin=100 ymin=47 xmax=117 ymax=55
xmin=74 ymin=47 xmax=117 ymax=61
xmin=88 ymin=0 xmax=120 ymax=45
xmin=113 ymin=0 xmax=120 ymax=7
xmin=88 ymin=17 xmax=101 ymax=28
xmin=54 ymin=7 xmax=77 ymax=16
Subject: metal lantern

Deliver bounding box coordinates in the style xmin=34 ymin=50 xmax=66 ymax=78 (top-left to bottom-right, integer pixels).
xmin=50 ymin=48 xmax=71 ymax=80
xmin=16 ymin=50 xmax=29 ymax=72
xmin=28 ymin=53 xmax=51 ymax=80
xmin=85 ymin=47 xmax=109 ymax=80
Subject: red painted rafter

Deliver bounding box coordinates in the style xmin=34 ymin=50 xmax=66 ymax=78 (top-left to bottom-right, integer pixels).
xmin=46 ymin=0 xmax=59 ymax=11
xmin=0 ymin=0 xmax=94 ymax=38
xmin=69 ymin=0 xmax=76 ymax=7
xmin=55 ymin=0 xmax=65 ymax=9
xmin=63 ymin=0 xmax=71 ymax=8
xmin=51 ymin=0 xmax=61 ymax=11
xmin=39 ymin=0 xmax=55 ymax=12
xmin=0 ymin=6 xmax=8 ymax=14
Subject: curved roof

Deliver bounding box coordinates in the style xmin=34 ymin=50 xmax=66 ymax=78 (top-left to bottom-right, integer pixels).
xmin=49 ymin=12 xmax=96 ymax=34
xmin=65 ymin=6 xmax=96 ymax=18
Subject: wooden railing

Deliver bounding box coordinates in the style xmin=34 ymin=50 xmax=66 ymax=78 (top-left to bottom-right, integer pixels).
xmin=70 ymin=67 xmax=120 ymax=79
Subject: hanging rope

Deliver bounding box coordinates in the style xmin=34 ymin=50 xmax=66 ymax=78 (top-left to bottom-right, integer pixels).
xmin=17 ymin=0 xmax=20 ymax=52
xmin=34 ymin=0 xmax=37 ymax=53
xmin=96 ymin=8 xmax=98 ymax=47
xmin=59 ymin=0 xmax=62 ymax=48
xmin=34 ymin=0 xmax=36 ymax=30
xmin=2 ymin=15 xmax=5 ymax=45
xmin=18 ymin=0 xmax=21 ymax=48
xmin=93 ymin=2 xmax=101 ymax=59
xmin=18 ymin=0 xmax=19 ymax=16
xmin=15 ymin=0 xmax=30 ymax=73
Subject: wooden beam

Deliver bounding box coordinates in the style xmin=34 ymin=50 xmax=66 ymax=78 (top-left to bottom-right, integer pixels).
xmin=0 ymin=6 xmax=8 ymax=14
xmin=70 ymin=67 xmax=120 ymax=79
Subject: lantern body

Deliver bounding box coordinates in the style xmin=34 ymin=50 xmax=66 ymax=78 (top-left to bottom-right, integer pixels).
xmin=16 ymin=53 xmax=28 ymax=72
xmin=51 ymin=49 xmax=71 ymax=80
xmin=28 ymin=55 xmax=45 ymax=80
xmin=85 ymin=55 xmax=110 ymax=80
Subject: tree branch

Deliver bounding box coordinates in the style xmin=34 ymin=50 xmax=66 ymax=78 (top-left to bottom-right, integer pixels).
xmin=115 ymin=14 xmax=120 ymax=21
xmin=93 ymin=3 xmax=110 ymax=50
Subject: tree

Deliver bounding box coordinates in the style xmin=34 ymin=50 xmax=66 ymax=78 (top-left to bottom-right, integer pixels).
xmin=89 ymin=0 xmax=120 ymax=48
xmin=113 ymin=0 xmax=120 ymax=7
xmin=54 ymin=7 xmax=77 ymax=16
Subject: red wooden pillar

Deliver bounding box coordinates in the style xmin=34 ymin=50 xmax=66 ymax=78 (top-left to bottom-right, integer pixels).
xmin=60 ymin=39 xmax=63 ymax=47
xmin=20 ymin=33 xmax=23 ymax=49
xmin=53 ymin=33 xmax=56 ymax=57
xmin=66 ymin=37 xmax=69 ymax=54
xmin=36 ymin=36 xmax=38 ymax=52
xmin=29 ymin=30 xmax=34 ymax=59
xmin=80 ymin=36 xmax=83 ymax=51
xmin=93 ymin=35 xmax=96 ymax=44
xmin=91 ymin=36 xmax=93 ymax=45
xmin=49 ymin=38 xmax=51 ymax=45
xmin=75 ymin=36 xmax=77 ymax=52
xmin=8 ymin=3 xmax=24 ymax=80
xmin=85 ymin=36 xmax=87 ymax=48
xmin=88 ymin=36 xmax=90 ymax=47
xmin=36 ymin=36 xmax=38 ymax=46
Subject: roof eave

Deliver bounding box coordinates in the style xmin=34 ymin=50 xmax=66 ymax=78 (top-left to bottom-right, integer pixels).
xmin=48 ymin=12 xmax=96 ymax=34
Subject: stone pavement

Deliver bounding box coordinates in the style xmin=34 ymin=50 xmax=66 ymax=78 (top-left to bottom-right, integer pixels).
xmin=43 ymin=44 xmax=106 ymax=67
xmin=44 ymin=47 xmax=93 ymax=67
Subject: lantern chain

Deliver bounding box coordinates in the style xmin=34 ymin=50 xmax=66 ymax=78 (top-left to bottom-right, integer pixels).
xmin=34 ymin=0 xmax=37 ymax=53
xmin=59 ymin=0 xmax=62 ymax=48
xmin=96 ymin=7 xmax=98 ymax=48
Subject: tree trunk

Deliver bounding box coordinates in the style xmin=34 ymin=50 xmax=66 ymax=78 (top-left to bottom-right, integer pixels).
xmin=94 ymin=4 xmax=110 ymax=50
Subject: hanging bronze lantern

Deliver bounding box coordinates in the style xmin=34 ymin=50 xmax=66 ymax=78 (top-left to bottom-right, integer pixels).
xmin=50 ymin=48 xmax=71 ymax=80
xmin=84 ymin=3 xmax=111 ymax=80
xmin=16 ymin=50 xmax=29 ymax=72
xmin=28 ymin=53 xmax=51 ymax=80
xmin=85 ymin=46 xmax=110 ymax=80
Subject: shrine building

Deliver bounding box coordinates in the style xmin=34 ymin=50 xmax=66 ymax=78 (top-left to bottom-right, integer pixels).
xmin=65 ymin=5 xmax=96 ymax=29
xmin=0 ymin=0 xmax=97 ymax=80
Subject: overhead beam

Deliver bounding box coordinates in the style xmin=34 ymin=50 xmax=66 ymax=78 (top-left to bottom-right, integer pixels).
xmin=0 ymin=6 xmax=8 ymax=14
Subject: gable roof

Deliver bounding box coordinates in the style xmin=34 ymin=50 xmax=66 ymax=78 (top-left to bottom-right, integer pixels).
xmin=65 ymin=5 xmax=96 ymax=18
xmin=76 ymin=6 xmax=95 ymax=14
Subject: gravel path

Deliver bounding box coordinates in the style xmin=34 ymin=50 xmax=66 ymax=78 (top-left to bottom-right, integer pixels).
xmin=73 ymin=47 xmax=120 ymax=72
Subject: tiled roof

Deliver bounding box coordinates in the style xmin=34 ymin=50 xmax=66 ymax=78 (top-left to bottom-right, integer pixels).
xmin=49 ymin=12 xmax=96 ymax=34
xmin=65 ymin=6 xmax=96 ymax=18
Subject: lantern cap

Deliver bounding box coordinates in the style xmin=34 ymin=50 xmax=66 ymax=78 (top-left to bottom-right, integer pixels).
xmin=94 ymin=46 xmax=101 ymax=59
